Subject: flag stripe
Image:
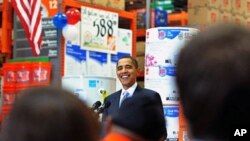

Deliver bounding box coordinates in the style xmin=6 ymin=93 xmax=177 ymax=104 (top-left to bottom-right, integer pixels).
xmin=30 ymin=0 xmax=39 ymax=33
xmin=19 ymin=0 xmax=30 ymax=29
xmin=12 ymin=0 xmax=42 ymax=56
xmin=12 ymin=0 xmax=31 ymax=39
xmin=30 ymin=0 xmax=42 ymax=55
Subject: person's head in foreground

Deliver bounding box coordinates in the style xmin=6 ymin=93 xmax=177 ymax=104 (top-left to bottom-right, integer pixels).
xmin=1 ymin=86 xmax=100 ymax=141
xmin=176 ymin=24 xmax=250 ymax=140
xmin=103 ymin=94 xmax=167 ymax=141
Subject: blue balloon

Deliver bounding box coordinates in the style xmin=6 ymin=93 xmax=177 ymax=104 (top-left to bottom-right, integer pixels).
xmin=53 ymin=12 xmax=68 ymax=28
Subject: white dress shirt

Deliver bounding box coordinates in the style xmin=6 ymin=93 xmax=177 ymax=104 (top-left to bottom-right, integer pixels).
xmin=119 ymin=82 xmax=137 ymax=106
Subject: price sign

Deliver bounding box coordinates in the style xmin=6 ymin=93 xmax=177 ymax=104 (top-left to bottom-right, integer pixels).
xmin=41 ymin=0 xmax=58 ymax=18
xmin=81 ymin=6 xmax=118 ymax=53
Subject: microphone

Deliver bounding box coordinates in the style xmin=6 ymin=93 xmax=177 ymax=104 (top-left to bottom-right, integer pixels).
xmin=97 ymin=101 xmax=111 ymax=114
xmin=91 ymin=101 xmax=102 ymax=110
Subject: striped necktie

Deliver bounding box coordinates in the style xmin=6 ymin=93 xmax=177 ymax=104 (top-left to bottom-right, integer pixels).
xmin=120 ymin=91 xmax=129 ymax=107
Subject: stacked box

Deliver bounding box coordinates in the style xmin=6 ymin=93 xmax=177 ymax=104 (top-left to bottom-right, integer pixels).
xmin=188 ymin=7 xmax=221 ymax=25
xmin=219 ymin=0 xmax=233 ymax=24
xmin=145 ymin=27 xmax=199 ymax=105
xmin=136 ymin=41 xmax=145 ymax=56
xmin=188 ymin=0 xmax=220 ymax=8
xmin=78 ymin=0 xmax=125 ymax=10
xmin=145 ymin=27 xmax=199 ymax=140
xmin=241 ymin=0 xmax=250 ymax=28
xmin=188 ymin=0 xmax=250 ymax=29
xmin=244 ymin=0 xmax=250 ymax=16
xmin=136 ymin=41 xmax=145 ymax=75
xmin=231 ymin=0 xmax=244 ymax=25
xmin=188 ymin=0 xmax=221 ymax=26
xmin=220 ymin=11 xmax=232 ymax=23
xmin=232 ymin=13 xmax=244 ymax=25
xmin=136 ymin=55 xmax=144 ymax=75
xmin=220 ymin=0 xmax=232 ymax=11
xmin=232 ymin=0 xmax=244 ymax=15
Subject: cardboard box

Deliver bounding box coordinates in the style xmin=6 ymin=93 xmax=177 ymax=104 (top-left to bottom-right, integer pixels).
xmin=241 ymin=0 xmax=250 ymax=17
xmin=246 ymin=1 xmax=250 ymax=16
xmin=188 ymin=7 xmax=221 ymax=25
xmin=232 ymin=13 xmax=244 ymax=25
xmin=136 ymin=41 xmax=145 ymax=56
xmin=220 ymin=11 xmax=233 ymax=23
xmin=78 ymin=0 xmax=125 ymax=10
xmin=136 ymin=55 xmax=145 ymax=73
xmin=242 ymin=16 xmax=250 ymax=28
xmin=188 ymin=24 xmax=209 ymax=32
xmin=188 ymin=0 xmax=220 ymax=8
xmin=188 ymin=0 xmax=250 ymax=28
xmin=137 ymin=80 xmax=144 ymax=88
xmin=220 ymin=0 xmax=232 ymax=11
xmin=232 ymin=0 xmax=244 ymax=15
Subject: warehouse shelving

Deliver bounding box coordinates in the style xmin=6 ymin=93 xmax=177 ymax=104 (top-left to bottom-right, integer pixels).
xmin=61 ymin=0 xmax=137 ymax=76
xmin=136 ymin=11 xmax=188 ymax=37
xmin=0 ymin=0 xmax=12 ymax=55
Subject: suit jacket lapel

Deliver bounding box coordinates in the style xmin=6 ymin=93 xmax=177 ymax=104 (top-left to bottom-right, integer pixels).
xmin=112 ymin=90 xmax=122 ymax=113
xmin=133 ymin=85 xmax=142 ymax=96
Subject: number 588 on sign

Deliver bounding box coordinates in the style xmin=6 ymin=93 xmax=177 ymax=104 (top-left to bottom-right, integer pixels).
xmin=81 ymin=6 xmax=118 ymax=54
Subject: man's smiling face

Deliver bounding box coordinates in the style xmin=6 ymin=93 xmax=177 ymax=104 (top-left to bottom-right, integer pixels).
xmin=116 ymin=58 xmax=138 ymax=90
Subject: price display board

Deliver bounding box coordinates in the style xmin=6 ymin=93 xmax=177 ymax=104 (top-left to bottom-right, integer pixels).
xmin=81 ymin=6 xmax=118 ymax=54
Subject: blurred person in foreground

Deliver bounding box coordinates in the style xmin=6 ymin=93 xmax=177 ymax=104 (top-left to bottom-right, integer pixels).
xmin=176 ymin=24 xmax=250 ymax=140
xmin=0 ymin=86 xmax=100 ymax=141
xmin=102 ymin=94 xmax=167 ymax=141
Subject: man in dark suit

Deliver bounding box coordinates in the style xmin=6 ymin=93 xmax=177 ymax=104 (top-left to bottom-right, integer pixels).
xmin=102 ymin=56 xmax=166 ymax=139
xmin=102 ymin=94 xmax=167 ymax=141
xmin=103 ymin=56 xmax=163 ymax=119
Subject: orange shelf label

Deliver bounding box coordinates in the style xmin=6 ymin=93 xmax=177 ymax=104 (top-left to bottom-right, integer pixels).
xmin=42 ymin=0 xmax=58 ymax=18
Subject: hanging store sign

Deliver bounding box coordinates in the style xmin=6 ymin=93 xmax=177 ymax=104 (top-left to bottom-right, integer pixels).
xmin=81 ymin=6 xmax=118 ymax=54
xmin=41 ymin=0 xmax=58 ymax=18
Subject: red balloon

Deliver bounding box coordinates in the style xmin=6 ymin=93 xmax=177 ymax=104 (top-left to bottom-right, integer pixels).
xmin=66 ymin=8 xmax=81 ymax=25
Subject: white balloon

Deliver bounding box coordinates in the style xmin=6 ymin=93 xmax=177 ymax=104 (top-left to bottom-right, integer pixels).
xmin=62 ymin=24 xmax=78 ymax=41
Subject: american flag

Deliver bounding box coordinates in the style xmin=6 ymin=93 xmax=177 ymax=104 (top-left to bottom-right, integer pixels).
xmin=12 ymin=0 xmax=42 ymax=56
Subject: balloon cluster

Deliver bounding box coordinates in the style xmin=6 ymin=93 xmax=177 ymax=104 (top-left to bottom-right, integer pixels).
xmin=53 ymin=8 xmax=80 ymax=41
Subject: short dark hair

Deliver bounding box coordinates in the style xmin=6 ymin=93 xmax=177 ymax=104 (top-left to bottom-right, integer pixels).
xmin=116 ymin=55 xmax=138 ymax=69
xmin=1 ymin=86 xmax=100 ymax=141
xmin=176 ymin=24 xmax=250 ymax=140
